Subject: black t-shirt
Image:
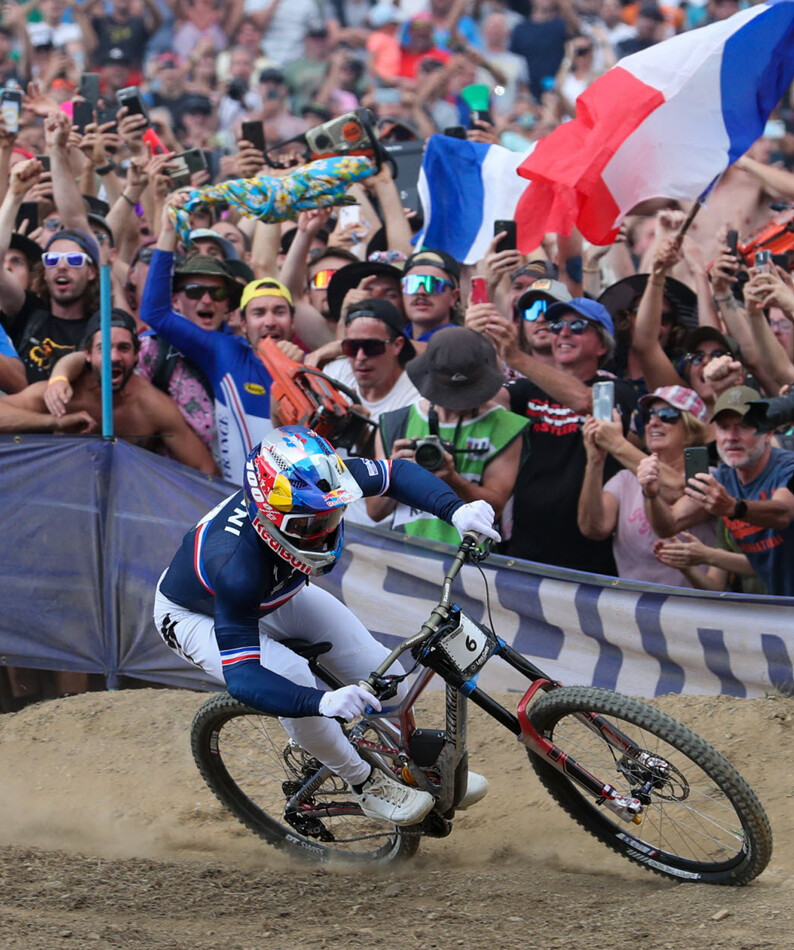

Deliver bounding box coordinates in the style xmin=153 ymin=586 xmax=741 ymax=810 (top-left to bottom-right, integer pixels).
xmin=504 ymin=374 xmax=637 ymax=576
xmin=2 ymin=291 xmax=90 ymax=384
xmin=510 ymin=17 xmax=568 ymax=101
xmin=91 ymin=15 xmax=151 ymax=67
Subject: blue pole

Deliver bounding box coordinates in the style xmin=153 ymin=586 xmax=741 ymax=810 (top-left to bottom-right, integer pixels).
xmin=99 ymin=262 xmax=113 ymax=438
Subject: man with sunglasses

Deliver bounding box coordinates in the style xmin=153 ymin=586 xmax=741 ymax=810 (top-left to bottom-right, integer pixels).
xmin=142 ymin=199 xmax=299 ymax=483
xmin=498 ymin=298 xmax=637 ymax=574
xmin=400 ymin=250 xmax=461 ymax=342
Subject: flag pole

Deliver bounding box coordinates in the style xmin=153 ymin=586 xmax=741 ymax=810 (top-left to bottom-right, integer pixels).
xmin=673 ymin=173 xmax=721 ymax=249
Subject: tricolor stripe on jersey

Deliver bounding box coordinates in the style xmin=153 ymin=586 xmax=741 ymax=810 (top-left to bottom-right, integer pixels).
xmin=220 ymin=646 xmax=261 ymax=668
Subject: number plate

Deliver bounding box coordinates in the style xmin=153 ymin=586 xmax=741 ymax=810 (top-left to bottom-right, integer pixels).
xmin=439 ymin=613 xmax=492 ymax=674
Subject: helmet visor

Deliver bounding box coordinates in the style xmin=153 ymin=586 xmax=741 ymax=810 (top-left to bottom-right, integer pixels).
xmin=280 ymin=507 xmax=345 ymax=543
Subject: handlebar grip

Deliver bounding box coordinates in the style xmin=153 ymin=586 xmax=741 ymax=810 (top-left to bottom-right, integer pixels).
xmin=364 ymin=704 xmax=377 ymax=717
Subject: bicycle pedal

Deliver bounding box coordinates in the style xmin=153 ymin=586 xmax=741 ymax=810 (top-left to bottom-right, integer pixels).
xmin=284 ymin=808 xmax=335 ymax=842
xmin=416 ymin=812 xmax=453 ymax=838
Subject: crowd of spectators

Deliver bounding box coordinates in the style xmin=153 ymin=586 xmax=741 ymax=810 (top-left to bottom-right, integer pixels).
xmin=2 ymin=0 xmax=794 ymax=709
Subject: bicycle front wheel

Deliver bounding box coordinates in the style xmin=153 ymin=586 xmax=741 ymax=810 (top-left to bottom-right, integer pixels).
xmin=527 ymin=687 xmax=772 ymax=885
xmin=191 ymin=693 xmax=420 ymax=865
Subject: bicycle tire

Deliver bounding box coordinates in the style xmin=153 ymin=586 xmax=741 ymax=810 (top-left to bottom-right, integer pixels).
xmin=190 ymin=692 xmax=420 ymax=865
xmin=527 ymin=686 xmax=772 ymax=885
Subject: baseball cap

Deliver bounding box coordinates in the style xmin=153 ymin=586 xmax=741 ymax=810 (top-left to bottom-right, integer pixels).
xmin=710 ymin=385 xmax=762 ymax=422
xmin=369 ymin=2 xmax=403 ymax=27
xmin=639 ymin=3 xmax=665 ymax=22
xmin=511 ymin=259 xmax=557 ymax=282
xmin=83 ymin=307 xmax=138 ymax=345
xmin=181 ymin=94 xmax=213 ymax=115
xmin=598 ymin=274 xmax=698 ymax=330
xmin=406 ymin=326 xmax=504 ymax=411
xmin=189 ymin=228 xmax=240 ymax=261
xmin=687 ymin=326 xmax=741 ymax=360
xmin=259 ymin=68 xmax=285 ymax=85
xmin=545 ymin=297 xmax=615 ymax=337
xmin=45 ymin=228 xmax=100 ymax=268
xmin=638 ymin=385 xmax=708 ymax=423
xmin=102 ymin=47 xmax=130 ymax=66
xmin=404 ymin=249 xmax=461 ymax=285
xmin=240 ymin=277 xmax=293 ymax=312
xmin=345 ymin=298 xmax=416 ymax=360
xmin=10 ymin=232 xmax=44 ymax=269
xmin=327 ymin=260 xmax=404 ymax=323
xmin=517 ymin=278 xmax=571 ymax=308
xmin=175 ymin=253 xmax=236 ymax=288
xmin=155 ymin=52 xmax=182 ymax=68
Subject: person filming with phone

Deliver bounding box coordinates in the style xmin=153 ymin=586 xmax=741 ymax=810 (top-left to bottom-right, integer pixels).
xmin=637 ymin=385 xmax=794 ymax=596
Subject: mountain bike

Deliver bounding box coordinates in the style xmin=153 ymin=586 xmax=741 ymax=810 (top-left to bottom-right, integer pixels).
xmin=190 ymin=534 xmax=772 ymax=884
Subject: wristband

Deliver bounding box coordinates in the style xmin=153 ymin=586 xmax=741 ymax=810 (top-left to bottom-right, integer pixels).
xmin=582 ymin=265 xmax=600 ymax=273
xmin=713 ymin=293 xmax=734 ymax=304
xmin=48 ymin=375 xmax=69 ymax=386
xmin=95 ymin=160 xmax=116 ymax=176
xmin=732 ymin=499 xmax=748 ymax=520
xmin=120 ymin=192 xmax=136 ymax=207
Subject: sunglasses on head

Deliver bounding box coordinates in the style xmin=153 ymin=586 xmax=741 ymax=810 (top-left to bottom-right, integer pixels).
xmin=180 ymin=283 xmax=229 ymax=301
xmin=644 ymin=406 xmax=682 ymax=424
xmin=401 ymin=274 xmax=454 ymax=295
xmin=368 ymin=250 xmax=406 ymax=264
xmin=521 ymin=299 xmax=549 ymax=321
xmin=309 ymin=269 xmax=337 ymax=289
xmin=44 ymin=218 xmax=62 ymax=232
xmin=341 ymin=337 xmax=394 ymax=358
xmin=42 ymin=251 xmax=91 ymax=268
xmin=549 ymin=317 xmax=594 ymax=335
xmin=688 ymin=348 xmax=730 ymax=365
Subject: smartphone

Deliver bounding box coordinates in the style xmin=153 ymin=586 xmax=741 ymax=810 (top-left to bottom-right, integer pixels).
xmin=754 ymin=249 xmax=773 ymax=273
xmin=443 ymin=125 xmax=467 ymax=139
xmin=494 ymin=219 xmax=517 ymax=253
xmin=96 ymin=106 xmax=119 ymax=129
xmin=591 ymin=380 xmax=615 ymax=422
xmin=373 ymin=87 xmax=401 ymax=106
xmin=470 ymin=276 xmax=488 ymax=304
xmin=470 ymin=108 xmax=493 ymax=128
xmin=15 ymin=201 xmax=38 ymax=231
xmin=726 ymin=229 xmax=738 ymax=258
xmin=684 ymin=446 xmax=710 ymax=494
xmin=72 ymin=99 xmax=95 ymax=132
xmin=35 ymin=154 xmax=51 ymax=172
xmin=337 ymin=204 xmax=361 ymax=227
xmin=167 ymin=146 xmax=207 ymax=188
xmin=241 ymin=120 xmax=266 ymax=152
xmin=116 ymin=86 xmax=149 ymax=123
xmin=79 ymin=73 xmax=101 ymax=106
xmin=0 ymin=88 xmax=23 ymax=135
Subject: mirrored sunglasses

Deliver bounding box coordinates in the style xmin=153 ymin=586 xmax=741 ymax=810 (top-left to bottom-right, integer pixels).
xmin=180 ymin=283 xmax=229 ymax=301
xmin=401 ymin=274 xmax=454 ymax=295
xmin=521 ymin=299 xmax=549 ymax=321
xmin=368 ymin=250 xmax=407 ymax=264
xmin=549 ymin=317 xmax=593 ymax=335
xmin=136 ymin=247 xmax=155 ymax=264
xmin=688 ymin=349 xmax=730 ymax=366
xmin=310 ymin=269 xmax=337 ymax=289
xmin=42 ymin=251 xmax=91 ymax=268
xmin=341 ymin=337 xmax=393 ymax=358
xmin=644 ymin=406 xmax=682 ymax=425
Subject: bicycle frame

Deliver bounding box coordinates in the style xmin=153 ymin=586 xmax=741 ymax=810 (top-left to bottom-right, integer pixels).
xmin=299 ymin=535 xmax=653 ymax=826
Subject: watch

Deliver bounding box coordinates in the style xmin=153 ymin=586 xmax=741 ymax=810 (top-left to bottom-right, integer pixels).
xmin=732 ymin=499 xmax=748 ymax=520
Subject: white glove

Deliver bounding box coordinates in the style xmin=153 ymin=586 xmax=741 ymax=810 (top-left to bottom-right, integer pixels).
xmin=451 ymin=500 xmax=501 ymax=543
xmin=318 ymin=685 xmax=382 ymax=722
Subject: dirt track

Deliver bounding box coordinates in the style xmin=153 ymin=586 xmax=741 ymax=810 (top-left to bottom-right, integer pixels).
xmin=1 ymin=688 xmax=793 ymax=950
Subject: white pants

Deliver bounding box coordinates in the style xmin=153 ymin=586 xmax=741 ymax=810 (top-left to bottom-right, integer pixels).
xmin=154 ymin=578 xmax=406 ymax=785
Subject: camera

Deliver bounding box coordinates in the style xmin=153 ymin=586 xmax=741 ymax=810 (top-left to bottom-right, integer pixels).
xmin=411 ymin=434 xmax=455 ymax=472
xmin=226 ymin=79 xmax=248 ymax=102
xmin=743 ymin=392 xmax=794 ymax=433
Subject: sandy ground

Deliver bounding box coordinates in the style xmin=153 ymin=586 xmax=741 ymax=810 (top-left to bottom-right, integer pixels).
xmin=1 ymin=687 xmax=793 ymax=950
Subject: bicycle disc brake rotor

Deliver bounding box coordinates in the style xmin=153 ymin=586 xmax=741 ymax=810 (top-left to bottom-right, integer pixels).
xmin=618 ymin=750 xmax=690 ymax=802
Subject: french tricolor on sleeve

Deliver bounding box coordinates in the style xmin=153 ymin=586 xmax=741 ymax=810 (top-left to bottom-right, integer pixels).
xmin=515 ymin=0 xmax=794 ymax=250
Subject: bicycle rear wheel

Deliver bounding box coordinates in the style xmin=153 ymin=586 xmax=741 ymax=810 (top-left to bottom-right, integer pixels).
xmin=527 ymin=686 xmax=772 ymax=885
xmin=191 ymin=692 xmax=420 ymax=865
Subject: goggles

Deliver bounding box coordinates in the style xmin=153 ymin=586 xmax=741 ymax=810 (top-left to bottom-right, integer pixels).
xmin=42 ymin=251 xmax=91 ymax=268
xmin=401 ymin=274 xmax=454 ymax=295
xmin=688 ymin=349 xmax=730 ymax=366
xmin=521 ymin=299 xmax=549 ymax=322
xmin=644 ymin=406 xmax=682 ymax=425
xmin=309 ymin=269 xmax=337 ymax=289
xmin=180 ymin=283 xmax=229 ymax=301
xmin=549 ymin=317 xmax=595 ymax=335
xmin=341 ymin=337 xmax=393 ymax=358
xmin=368 ymin=249 xmax=407 ymax=264
xmin=280 ymin=507 xmax=344 ymax=542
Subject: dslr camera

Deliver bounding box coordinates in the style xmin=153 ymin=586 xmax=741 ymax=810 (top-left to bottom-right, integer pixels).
xmin=410 ymin=434 xmax=456 ymax=472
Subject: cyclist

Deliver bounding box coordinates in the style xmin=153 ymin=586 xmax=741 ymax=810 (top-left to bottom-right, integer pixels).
xmin=154 ymin=425 xmax=498 ymax=826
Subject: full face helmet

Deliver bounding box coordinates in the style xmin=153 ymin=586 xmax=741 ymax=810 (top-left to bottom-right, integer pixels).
xmin=243 ymin=426 xmax=363 ymax=575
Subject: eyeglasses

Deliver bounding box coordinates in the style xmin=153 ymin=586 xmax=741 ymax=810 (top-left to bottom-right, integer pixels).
xmin=44 ymin=219 xmax=62 ymax=232
xmin=136 ymin=247 xmax=155 ymax=264
xmin=688 ymin=349 xmax=730 ymax=366
xmin=179 ymin=283 xmax=229 ymax=301
xmin=341 ymin=337 xmax=394 ymax=358
xmin=309 ymin=269 xmax=337 ymax=289
xmin=368 ymin=250 xmax=407 ymax=264
xmin=521 ymin=299 xmax=549 ymax=322
xmin=93 ymin=232 xmax=110 ymax=245
xmin=42 ymin=251 xmax=91 ymax=267
xmin=549 ymin=318 xmax=594 ymax=335
xmin=401 ymin=274 xmax=454 ymax=295
xmin=644 ymin=406 xmax=682 ymax=425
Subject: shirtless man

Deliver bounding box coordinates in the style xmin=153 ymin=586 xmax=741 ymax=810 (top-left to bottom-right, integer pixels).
xmin=0 ymin=308 xmax=218 ymax=475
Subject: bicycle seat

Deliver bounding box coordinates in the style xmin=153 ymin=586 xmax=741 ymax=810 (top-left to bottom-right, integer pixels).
xmin=280 ymin=638 xmax=333 ymax=661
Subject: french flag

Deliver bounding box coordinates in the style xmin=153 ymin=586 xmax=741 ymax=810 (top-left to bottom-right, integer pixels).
xmin=414 ymin=136 xmax=536 ymax=264
xmin=516 ymin=0 xmax=794 ymax=249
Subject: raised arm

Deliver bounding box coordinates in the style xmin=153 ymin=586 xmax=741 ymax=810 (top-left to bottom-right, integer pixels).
xmin=45 ymin=110 xmax=91 ymax=233
xmin=0 ymin=159 xmax=42 ymax=321
xmin=577 ymin=416 xmax=619 ymax=540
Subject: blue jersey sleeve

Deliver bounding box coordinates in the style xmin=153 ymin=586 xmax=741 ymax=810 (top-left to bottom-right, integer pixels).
xmin=140 ymin=249 xmax=220 ymax=375
xmin=346 ymin=456 xmax=464 ymax=524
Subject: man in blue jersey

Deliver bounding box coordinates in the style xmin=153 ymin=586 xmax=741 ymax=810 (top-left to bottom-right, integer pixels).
xmin=154 ymin=425 xmax=497 ymax=825
xmin=638 ymin=386 xmax=794 ymax=596
xmin=141 ymin=202 xmax=300 ymax=484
